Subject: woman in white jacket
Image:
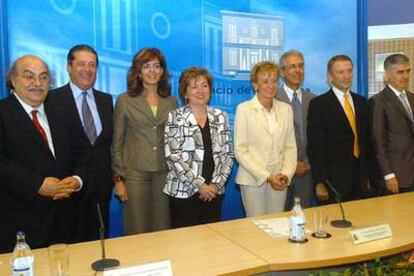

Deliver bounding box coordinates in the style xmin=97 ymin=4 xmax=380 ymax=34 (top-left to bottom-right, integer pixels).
xmin=235 ymin=61 xmax=297 ymax=217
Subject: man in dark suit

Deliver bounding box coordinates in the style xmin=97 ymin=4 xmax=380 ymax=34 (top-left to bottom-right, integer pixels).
xmin=0 ymin=55 xmax=84 ymax=253
xmin=370 ymin=53 xmax=414 ymax=194
xmin=307 ymin=55 xmax=371 ymax=204
xmin=276 ymin=50 xmax=315 ymax=210
xmin=49 ymin=44 xmax=113 ymax=241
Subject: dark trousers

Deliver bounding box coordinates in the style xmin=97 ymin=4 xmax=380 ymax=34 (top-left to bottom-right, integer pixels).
xmin=317 ymin=157 xmax=363 ymax=205
xmin=169 ymin=194 xmax=223 ymax=228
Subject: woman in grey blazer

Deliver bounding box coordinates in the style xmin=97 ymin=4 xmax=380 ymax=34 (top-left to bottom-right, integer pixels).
xmin=112 ymin=48 xmax=177 ymax=234
xmin=164 ymin=67 xmax=234 ymax=228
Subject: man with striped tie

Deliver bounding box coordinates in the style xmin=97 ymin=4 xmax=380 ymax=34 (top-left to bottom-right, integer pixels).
xmin=49 ymin=44 xmax=113 ymax=242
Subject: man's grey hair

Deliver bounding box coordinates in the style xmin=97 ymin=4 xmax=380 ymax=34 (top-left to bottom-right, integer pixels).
xmin=279 ymin=50 xmax=304 ymax=69
xmin=384 ymin=53 xmax=410 ymax=70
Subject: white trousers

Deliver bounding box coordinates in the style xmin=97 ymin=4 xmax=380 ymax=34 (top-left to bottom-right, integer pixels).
xmin=240 ymin=182 xmax=287 ymax=217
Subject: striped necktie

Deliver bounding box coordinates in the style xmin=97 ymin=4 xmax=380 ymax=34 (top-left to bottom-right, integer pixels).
xmin=82 ymin=91 xmax=97 ymax=144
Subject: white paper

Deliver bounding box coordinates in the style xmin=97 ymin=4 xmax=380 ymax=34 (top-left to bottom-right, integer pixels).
xmin=252 ymin=217 xmax=290 ymax=237
xmin=104 ymin=260 xmax=173 ymax=276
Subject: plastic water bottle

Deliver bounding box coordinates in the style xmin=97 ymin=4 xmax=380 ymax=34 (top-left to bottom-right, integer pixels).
xmin=11 ymin=231 xmax=34 ymax=276
xmin=289 ymin=197 xmax=306 ymax=242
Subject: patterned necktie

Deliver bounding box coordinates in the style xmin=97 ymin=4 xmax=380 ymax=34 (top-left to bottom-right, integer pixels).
xmin=399 ymin=93 xmax=413 ymax=122
xmin=292 ymin=91 xmax=304 ymax=151
xmin=343 ymin=93 xmax=359 ymax=158
xmin=31 ymin=110 xmax=48 ymax=143
xmin=82 ymin=91 xmax=97 ymax=144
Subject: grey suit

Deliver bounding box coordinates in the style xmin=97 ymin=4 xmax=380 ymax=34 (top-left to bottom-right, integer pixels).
xmin=369 ymin=85 xmax=414 ymax=192
xmin=112 ymin=92 xmax=177 ymax=234
xmin=276 ymin=86 xmax=315 ymax=209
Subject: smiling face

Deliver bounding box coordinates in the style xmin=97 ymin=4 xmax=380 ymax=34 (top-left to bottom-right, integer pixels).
xmin=67 ymin=50 xmax=97 ymax=91
xmin=282 ymin=54 xmax=304 ymax=90
xmin=385 ymin=62 xmax=411 ymax=92
xmin=253 ymin=70 xmax=279 ymax=101
xmin=185 ymin=76 xmax=210 ymax=108
xmin=329 ymin=59 xmax=353 ymax=92
xmin=11 ymin=56 xmax=50 ymax=107
xmin=140 ymin=59 xmax=163 ymax=87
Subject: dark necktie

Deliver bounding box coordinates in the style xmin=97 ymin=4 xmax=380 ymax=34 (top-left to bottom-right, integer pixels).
xmin=292 ymin=91 xmax=304 ymax=151
xmin=82 ymin=91 xmax=97 ymax=144
xmin=31 ymin=110 xmax=48 ymax=143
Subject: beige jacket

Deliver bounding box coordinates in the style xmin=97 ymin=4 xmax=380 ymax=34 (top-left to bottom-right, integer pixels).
xmin=112 ymin=92 xmax=177 ymax=175
xmin=234 ymin=95 xmax=297 ymax=186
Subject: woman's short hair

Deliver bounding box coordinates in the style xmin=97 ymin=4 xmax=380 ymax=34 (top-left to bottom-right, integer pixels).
xmin=178 ymin=67 xmax=212 ymax=104
xmin=250 ymin=61 xmax=279 ymax=84
xmin=127 ymin=47 xmax=171 ymax=97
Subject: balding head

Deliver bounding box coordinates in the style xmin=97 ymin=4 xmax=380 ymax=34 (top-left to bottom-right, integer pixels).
xmin=7 ymin=55 xmax=51 ymax=107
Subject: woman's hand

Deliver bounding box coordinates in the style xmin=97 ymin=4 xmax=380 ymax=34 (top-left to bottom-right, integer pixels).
xmin=268 ymin=173 xmax=288 ymax=191
xmin=199 ymin=183 xmax=218 ymax=201
xmin=114 ymin=180 xmax=128 ymax=202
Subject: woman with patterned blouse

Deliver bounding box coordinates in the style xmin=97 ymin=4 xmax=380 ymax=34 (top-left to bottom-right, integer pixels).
xmin=164 ymin=67 xmax=234 ymax=228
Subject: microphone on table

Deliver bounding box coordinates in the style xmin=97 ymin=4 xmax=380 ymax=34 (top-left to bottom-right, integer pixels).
xmin=323 ymin=180 xmax=352 ymax=228
xmin=91 ymin=203 xmax=120 ymax=271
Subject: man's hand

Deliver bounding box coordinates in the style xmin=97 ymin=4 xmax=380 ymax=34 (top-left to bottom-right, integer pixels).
xmin=315 ymin=182 xmax=329 ymax=201
xmin=39 ymin=176 xmax=77 ymax=199
xmin=114 ymin=180 xmax=128 ymax=202
xmin=385 ymin=177 xmax=399 ymax=194
xmin=296 ymin=160 xmax=311 ymax=176
xmin=52 ymin=176 xmax=79 ymax=200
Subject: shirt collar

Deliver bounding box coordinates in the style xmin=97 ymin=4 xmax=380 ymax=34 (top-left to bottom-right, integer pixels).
xmin=332 ymin=86 xmax=350 ymax=99
xmin=283 ymin=83 xmax=302 ymax=102
xmin=388 ymin=84 xmax=407 ymax=97
xmin=70 ymin=81 xmax=93 ymax=98
xmin=13 ymin=91 xmax=46 ymax=116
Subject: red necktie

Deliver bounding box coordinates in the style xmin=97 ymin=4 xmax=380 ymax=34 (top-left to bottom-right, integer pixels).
xmin=31 ymin=110 xmax=48 ymax=143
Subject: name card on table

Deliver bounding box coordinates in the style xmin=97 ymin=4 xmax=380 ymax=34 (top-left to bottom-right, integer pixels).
xmin=104 ymin=260 xmax=173 ymax=276
xmin=349 ymin=223 xmax=392 ymax=244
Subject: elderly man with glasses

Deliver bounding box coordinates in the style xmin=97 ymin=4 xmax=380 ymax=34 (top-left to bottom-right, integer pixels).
xmin=0 ymin=55 xmax=85 ymax=253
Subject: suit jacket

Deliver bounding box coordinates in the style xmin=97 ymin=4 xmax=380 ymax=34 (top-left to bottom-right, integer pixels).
xmin=369 ymin=85 xmax=414 ymax=189
xmin=276 ymin=86 xmax=315 ymax=161
xmin=234 ymin=95 xmax=297 ymax=187
xmin=49 ymin=84 xmax=114 ymax=203
xmin=307 ymin=89 xmax=371 ymax=200
xmin=112 ymin=92 xmax=177 ymax=175
xmin=164 ymin=105 xmax=234 ymax=198
xmin=0 ymin=95 xmax=84 ymax=253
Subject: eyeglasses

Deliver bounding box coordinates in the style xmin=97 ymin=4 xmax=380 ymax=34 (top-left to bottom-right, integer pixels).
xmin=16 ymin=71 xmax=51 ymax=83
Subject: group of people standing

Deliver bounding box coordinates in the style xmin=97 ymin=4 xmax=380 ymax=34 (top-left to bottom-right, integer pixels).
xmin=1 ymin=43 xmax=413 ymax=254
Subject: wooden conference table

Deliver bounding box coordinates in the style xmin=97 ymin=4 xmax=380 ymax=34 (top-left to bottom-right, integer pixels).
xmin=0 ymin=192 xmax=413 ymax=275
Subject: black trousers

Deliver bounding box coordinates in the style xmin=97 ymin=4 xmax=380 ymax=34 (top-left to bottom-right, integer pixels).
xmin=169 ymin=194 xmax=223 ymax=228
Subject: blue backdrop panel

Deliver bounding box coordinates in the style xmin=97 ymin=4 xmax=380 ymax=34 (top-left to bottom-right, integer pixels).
xmin=5 ymin=0 xmax=358 ymax=237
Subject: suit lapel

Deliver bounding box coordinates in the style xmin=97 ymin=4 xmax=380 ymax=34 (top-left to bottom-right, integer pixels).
xmin=93 ymin=90 xmax=111 ymax=145
xmin=384 ymin=86 xmax=413 ymax=122
xmin=275 ymin=87 xmax=290 ymax=103
xmin=326 ymin=89 xmax=352 ymax=132
xmin=155 ymin=96 xmax=170 ymax=123
xmin=9 ymin=96 xmax=53 ymax=157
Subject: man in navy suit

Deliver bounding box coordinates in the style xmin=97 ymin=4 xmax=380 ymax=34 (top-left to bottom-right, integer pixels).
xmin=49 ymin=45 xmax=113 ymax=241
xmin=307 ymin=55 xmax=371 ymax=204
xmin=0 ymin=55 xmax=84 ymax=253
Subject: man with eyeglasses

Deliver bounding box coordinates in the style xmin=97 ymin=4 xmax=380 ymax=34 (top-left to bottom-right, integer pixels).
xmin=276 ymin=50 xmax=315 ymax=210
xmin=0 ymin=55 xmax=85 ymax=253
xmin=48 ymin=44 xmax=113 ymax=242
